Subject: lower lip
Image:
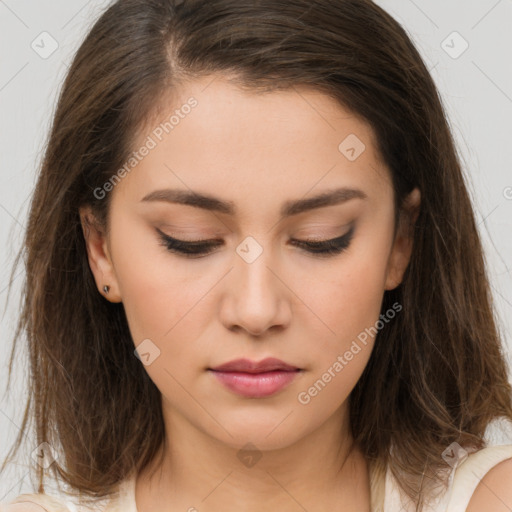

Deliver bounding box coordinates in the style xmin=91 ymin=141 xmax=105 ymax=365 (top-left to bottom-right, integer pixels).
xmin=209 ymin=370 xmax=300 ymax=398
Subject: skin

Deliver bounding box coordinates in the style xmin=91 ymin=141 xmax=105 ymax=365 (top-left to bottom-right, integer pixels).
xmin=466 ymin=458 xmax=512 ymax=511
xmin=80 ymin=74 xmax=421 ymax=511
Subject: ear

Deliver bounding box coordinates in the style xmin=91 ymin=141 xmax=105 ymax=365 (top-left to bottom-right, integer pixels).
xmin=79 ymin=206 xmax=122 ymax=303
xmin=384 ymin=187 xmax=421 ymax=291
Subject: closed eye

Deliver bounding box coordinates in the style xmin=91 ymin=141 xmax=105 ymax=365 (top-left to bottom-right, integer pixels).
xmin=156 ymin=226 xmax=355 ymax=259
xmin=290 ymin=227 xmax=354 ymax=257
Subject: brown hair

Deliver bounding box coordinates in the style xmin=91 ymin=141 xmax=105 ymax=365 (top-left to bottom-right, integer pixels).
xmin=2 ymin=0 xmax=512 ymax=510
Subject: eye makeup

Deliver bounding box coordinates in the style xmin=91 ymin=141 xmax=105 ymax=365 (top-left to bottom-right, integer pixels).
xmin=156 ymin=225 xmax=355 ymax=259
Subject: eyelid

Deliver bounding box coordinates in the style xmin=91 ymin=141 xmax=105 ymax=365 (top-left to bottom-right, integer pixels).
xmin=290 ymin=226 xmax=354 ymax=253
xmin=156 ymin=229 xmax=351 ymax=245
xmin=156 ymin=225 xmax=355 ymax=258
xmin=155 ymin=228 xmax=220 ymax=243
xmin=291 ymin=223 xmax=354 ymax=241
xmin=293 ymin=233 xmax=347 ymax=244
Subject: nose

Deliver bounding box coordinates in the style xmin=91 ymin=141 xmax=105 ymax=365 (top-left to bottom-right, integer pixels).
xmin=219 ymin=242 xmax=291 ymax=337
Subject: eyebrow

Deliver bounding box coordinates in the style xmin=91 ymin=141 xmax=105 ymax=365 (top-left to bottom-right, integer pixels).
xmin=140 ymin=187 xmax=367 ymax=218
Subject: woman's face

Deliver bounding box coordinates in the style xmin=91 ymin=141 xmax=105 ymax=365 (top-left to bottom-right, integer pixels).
xmin=81 ymin=75 xmax=419 ymax=451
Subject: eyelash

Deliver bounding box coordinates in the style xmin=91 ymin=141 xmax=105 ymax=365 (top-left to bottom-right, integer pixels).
xmin=156 ymin=227 xmax=354 ymax=259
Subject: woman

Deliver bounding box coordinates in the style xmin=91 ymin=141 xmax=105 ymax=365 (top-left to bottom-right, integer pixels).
xmin=1 ymin=0 xmax=512 ymax=511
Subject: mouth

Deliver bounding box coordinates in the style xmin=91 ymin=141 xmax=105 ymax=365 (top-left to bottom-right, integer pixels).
xmin=207 ymin=358 xmax=303 ymax=398
xmin=209 ymin=357 xmax=300 ymax=373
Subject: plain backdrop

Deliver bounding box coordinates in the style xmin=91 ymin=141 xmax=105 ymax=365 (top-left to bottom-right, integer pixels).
xmin=1 ymin=0 xmax=512 ymax=502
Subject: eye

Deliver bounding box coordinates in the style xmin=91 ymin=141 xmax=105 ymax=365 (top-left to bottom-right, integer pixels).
xmin=156 ymin=229 xmax=222 ymax=259
xmin=156 ymin=226 xmax=355 ymax=259
xmin=289 ymin=226 xmax=355 ymax=257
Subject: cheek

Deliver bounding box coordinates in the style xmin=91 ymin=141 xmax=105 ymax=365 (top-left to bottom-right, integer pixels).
xmin=292 ymin=255 xmax=390 ymax=415
xmin=109 ymin=215 xmax=208 ymax=345
xmin=301 ymin=236 xmax=391 ymax=349
xmin=292 ymin=227 xmax=394 ymax=410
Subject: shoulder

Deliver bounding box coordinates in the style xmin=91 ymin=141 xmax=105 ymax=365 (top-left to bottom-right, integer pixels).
xmin=0 ymin=493 xmax=71 ymax=512
xmin=445 ymin=443 xmax=512 ymax=512
xmin=1 ymin=486 xmax=126 ymax=512
xmin=1 ymin=504 xmax=51 ymax=511
xmin=466 ymin=455 xmax=512 ymax=512
xmin=1 ymin=473 xmax=134 ymax=512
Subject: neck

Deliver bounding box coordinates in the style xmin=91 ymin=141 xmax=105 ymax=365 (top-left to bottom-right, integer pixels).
xmin=136 ymin=400 xmax=371 ymax=511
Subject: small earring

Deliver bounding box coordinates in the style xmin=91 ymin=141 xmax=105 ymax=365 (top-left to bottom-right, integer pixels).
xmin=103 ymin=285 xmax=110 ymax=294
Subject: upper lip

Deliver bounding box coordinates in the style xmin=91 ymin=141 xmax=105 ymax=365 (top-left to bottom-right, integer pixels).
xmin=209 ymin=358 xmax=300 ymax=373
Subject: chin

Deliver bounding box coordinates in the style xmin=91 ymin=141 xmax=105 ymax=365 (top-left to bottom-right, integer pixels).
xmin=201 ymin=414 xmax=309 ymax=453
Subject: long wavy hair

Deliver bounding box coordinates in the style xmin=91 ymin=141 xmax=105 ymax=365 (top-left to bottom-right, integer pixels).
xmin=2 ymin=0 xmax=512 ymax=510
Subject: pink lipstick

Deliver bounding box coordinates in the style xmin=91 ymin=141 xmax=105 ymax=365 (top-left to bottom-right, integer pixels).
xmin=208 ymin=358 xmax=301 ymax=398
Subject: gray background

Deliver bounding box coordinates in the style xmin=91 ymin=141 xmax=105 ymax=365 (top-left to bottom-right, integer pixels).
xmin=1 ymin=0 xmax=512 ymax=502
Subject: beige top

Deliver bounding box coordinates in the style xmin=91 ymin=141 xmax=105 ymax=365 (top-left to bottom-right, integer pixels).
xmin=3 ymin=444 xmax=512 ymax=511
xmin=383 ymin=443 xmax=512 ymax=511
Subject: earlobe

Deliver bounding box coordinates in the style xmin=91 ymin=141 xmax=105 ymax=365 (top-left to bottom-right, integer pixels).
xmin=79 ymin=206 xmax=122 ymax=303
xmin=384 ymin=187 xmax=421 ymax=291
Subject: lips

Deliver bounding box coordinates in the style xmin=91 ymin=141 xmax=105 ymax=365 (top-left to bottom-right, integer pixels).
xmin=209 ymin=357 xmax=300 ymax=373
xmin=208 ymin=358 xmax=302 ymax=398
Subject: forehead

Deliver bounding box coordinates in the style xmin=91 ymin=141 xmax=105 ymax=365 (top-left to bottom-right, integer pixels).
xmin=114 ymin=75 xmax=392 ymax=214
